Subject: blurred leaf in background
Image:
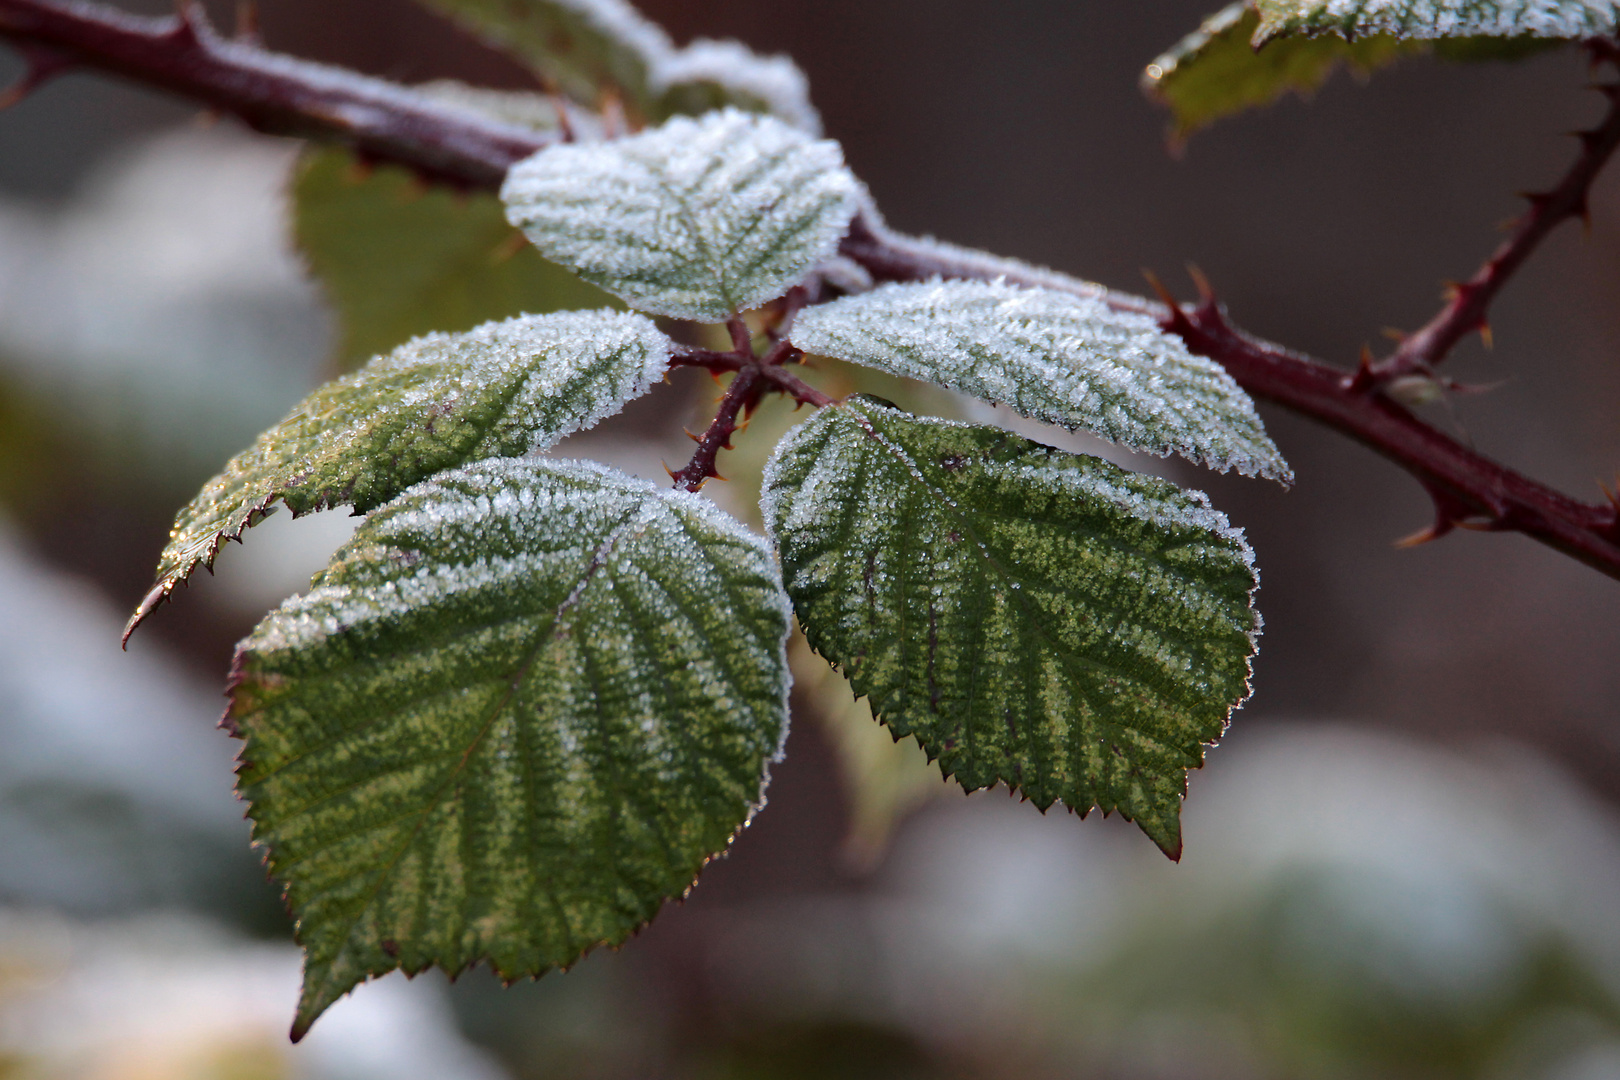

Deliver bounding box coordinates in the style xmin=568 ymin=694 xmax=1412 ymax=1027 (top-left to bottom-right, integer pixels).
xmin=293 ymin=145 xmax=615 ymax=373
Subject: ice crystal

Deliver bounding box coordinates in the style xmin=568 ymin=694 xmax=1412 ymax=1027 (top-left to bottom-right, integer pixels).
xmin=232 ymin=457 xmax=792 ymax=1039
xmin=129 ymin=310 xmax=671 ymax=638
xmin=502 ymin=109 xmax=859 ymax=321
xmin=789 ymin=278 xmax=1291 ymax=482
xmin=1255 ymin=0 xmax=1619 ymax=41
xmin=762 ymin=396 xmax=1260 ymax=858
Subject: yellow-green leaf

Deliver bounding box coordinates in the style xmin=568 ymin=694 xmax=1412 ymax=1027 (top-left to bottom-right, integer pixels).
xmin=294 ymin=146 xmax=615 ymax=371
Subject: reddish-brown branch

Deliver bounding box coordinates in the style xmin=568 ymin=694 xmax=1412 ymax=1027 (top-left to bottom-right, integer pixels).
xmin=1168 ymin=296 xmax=1620 ymax=577
xmin=670 ymin=366 xmax=763 ymax=491
xmin=1365 ymin=68 xmax=1620 ymax=384
xmin=2 ymin=0 xmax=1617 ymax=577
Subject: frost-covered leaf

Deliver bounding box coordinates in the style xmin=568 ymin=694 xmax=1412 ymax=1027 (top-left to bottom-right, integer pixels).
xmin=502 ymin=109 xmax=859 ymax=321
xmin=1143 ymin=4 xmax=1417 ymax=137
xmin=1253 ymin=0 xmax=1619 ymax=42
xmin=127 ymin=311 xmax=670 ymax=639
xmin=294 ymin=147 xmax=615 ymax=370
xmin=763 ymin=397 xmax=1260 ymax=857
xmin=789 ymin=279 xmax=1291 ymax=482
xmin=413 ymin=0 xmax=818 ymax=130
xmin=229 ymin=458 xmax=792 ymax=1038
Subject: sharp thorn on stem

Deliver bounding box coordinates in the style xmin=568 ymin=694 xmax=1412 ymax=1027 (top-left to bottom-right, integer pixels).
xmin=0 ymin=46 xmax=72 ymax=111
xmin=1185 ymin=262 xmax=1216 ymax=306
xmin=235 ymin=0 xmax=261 ymax=43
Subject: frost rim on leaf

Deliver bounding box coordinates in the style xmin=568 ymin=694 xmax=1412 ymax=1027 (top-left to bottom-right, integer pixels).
xmin=232 ymin=456 xmax=794 ymax=1038
xmin=1253 ymin=0 xmax=1619 ymax=42
xmin=501 ymin=108 xmax=860 ymax=322
xmin=127 ymin=310 xmax=672 ymax=641
xmin=788 ymin=278 xmax=1293 ymax=482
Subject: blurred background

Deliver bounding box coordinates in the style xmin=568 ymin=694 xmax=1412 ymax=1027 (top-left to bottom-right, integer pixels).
xmin=1 ymin=1 xmax=1619 ymax=1077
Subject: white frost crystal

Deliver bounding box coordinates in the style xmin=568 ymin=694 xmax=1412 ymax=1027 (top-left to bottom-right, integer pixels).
xmin=131 ymin=309 xmax=673 ymax=637
xmin=1254 ymin=0 xmax=1619 ymax=41
xmin=501 ymin=109 xmax=859 ymax=322
xmin=790 ymin=278 xmax=1292 ymax=481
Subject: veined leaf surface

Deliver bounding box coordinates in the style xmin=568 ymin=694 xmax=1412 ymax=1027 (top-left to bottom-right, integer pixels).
xmin=231 ymin=458 xmax=792 ymax=1038
xmin=502 ymin=109 xmax=859 ymax=322
xmin=788 ymin=279 xmax=1291 ymax=482
xmin=763 ymin=397 xmax=1260 ymax=857
xmin=128 ymin=311 xmax=669 ymax=639
xmin=414 ymin=0 xmax=818 ymax=130
xmin=1143 ymin=4 xmax=1416 ymax=138
xmin=294 ymin=146 xmax=616 ymax=370
xmin=1254 ymin=0 xmax=1618 ymax=41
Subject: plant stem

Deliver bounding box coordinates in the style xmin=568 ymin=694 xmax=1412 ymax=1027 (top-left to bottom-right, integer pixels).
xmin=3 ymin=0 xmax=1617 ymax=576
xmin=1364 ymin=65 xmax=1620 ymax=385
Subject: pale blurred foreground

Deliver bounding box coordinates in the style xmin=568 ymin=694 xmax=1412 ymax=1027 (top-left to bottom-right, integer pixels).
xmin=2 ymin=128 xmax=1620 ymax=1080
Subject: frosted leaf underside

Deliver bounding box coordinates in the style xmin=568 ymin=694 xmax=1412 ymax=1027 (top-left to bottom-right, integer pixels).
xmin=501 ymin=109 xmax=859 ymax=322
xmin=789 ymin=279 xmax=1291 ymax=481
xmin=414 ymin=0 xmax=818 ymax=130
xmin=231 ymin=458 xmax=792 ymax=1039
xmin=763 ymin=397 xmax=1260 ymax=857
xmin=1254 ymin=0 xmax=1619 ymax=40
xmin=129 ymin=311 xmax=669 ymax=638
xmin=1144 ymin=3 xmax=1417 ymax=136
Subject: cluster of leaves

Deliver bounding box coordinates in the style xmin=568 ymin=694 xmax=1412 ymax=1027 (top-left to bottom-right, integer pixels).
xmin=121 ymin=0 xmax=1616 ymax=1042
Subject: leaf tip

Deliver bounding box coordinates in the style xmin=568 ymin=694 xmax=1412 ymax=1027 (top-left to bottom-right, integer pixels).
xmin=121 ymin=581 xmax=173 ymax=648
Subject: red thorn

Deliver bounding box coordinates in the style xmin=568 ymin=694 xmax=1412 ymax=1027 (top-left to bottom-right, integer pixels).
xmin=170 ymin=0 xmax=206 ymax=43
xmin=1185 ymin=262 xmax=1216 ymax=306
xmin=709 ymin=469 xmax=729 ymax=483
xmin=235 ymin=0 xmax=261 ymax=43
xmin=1478 ymin=322 xmax=1494 ymax=350
xmin=683 ymin=427 xmax=701 ymax=443
xmin=1142 ymin=270 xmax=1194 ymax=335
xmin=0 ymin=45 xmax=72 ymax=111
xmin=1347 ymin=345 xmax=1378 ymax=393
xmin=1396 ymin=486 xmax=1481 ymax=548
xmin=661 ymin=461 xmax=677 ymax=480
xmin=1520 ymin=191 xmax=1555 ymax=213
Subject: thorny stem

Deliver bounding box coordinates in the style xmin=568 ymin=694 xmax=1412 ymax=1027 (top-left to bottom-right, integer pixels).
xmin=670 ymin=365 xmax=762 ymax=492
xmin=1 ymin=0 xmax=1617 ymax=575
xmin=1362 ymin=50 xmax=1620 ymax=386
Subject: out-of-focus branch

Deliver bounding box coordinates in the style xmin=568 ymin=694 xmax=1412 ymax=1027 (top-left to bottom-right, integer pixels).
xmin=3 ymin=0 xmax=1617 ymax=577
xmin=0 ymin=0 xmax=552 ymax=186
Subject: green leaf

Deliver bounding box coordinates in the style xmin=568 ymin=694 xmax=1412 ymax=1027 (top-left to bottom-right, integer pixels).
xmin=126 ymin=310 xmax=670 ymax=640
xmin=412 ymin=0 xmax=818 ymax=129
xmin=502 ymin=109 xmax=859 ymax=322
xmin=1253 ymin=0 xmax=1618 ymax=43
xmin=788 ymin=279 xmax=1291 ymax=482
xmin=763 ymin=397 xmax=1260 ymax=858
xmin=294 ymin=146 xmax=616 ymax=371
xmin=230 ymin=457 xmax=792 ymax=1039
xmin=1142 ymin=4 xmax=1418 ymax=138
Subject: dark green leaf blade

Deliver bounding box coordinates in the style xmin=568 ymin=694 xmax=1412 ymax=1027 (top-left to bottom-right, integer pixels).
xmin=502 ymin=109 xmax=859 ymax=321
xmin=1142 ymin=4 xmax=1417 ymax=138
xmin=294 ymin=146 xmax=616 ymax=371
xmin=126 ymin=310 xmax=670 ymax=639
xmin=763 ymin=397 xmax=1260 ymax=857
xmin=231 ymin=458 xmax=792 ymax=1039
